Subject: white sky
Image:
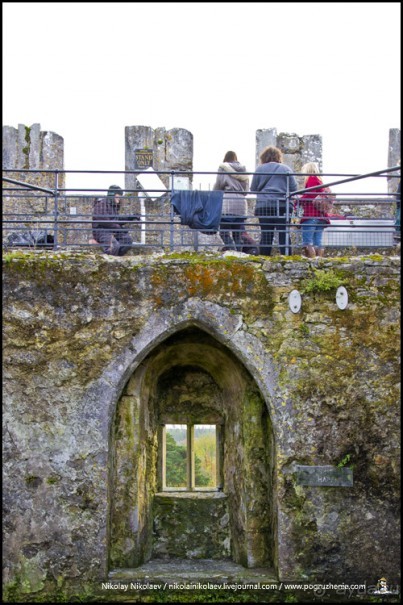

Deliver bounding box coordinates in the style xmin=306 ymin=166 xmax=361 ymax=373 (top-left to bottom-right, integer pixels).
xmin=3 ymin=2 xmax=401 ymax=194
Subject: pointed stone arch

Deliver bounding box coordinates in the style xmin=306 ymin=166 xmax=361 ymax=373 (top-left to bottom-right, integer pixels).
xmin=102 ymin=301 xmax=280 ymax=572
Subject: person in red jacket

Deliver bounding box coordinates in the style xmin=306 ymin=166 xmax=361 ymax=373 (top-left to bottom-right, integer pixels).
xmin=298 ymin=162 xmax=331 ymax=258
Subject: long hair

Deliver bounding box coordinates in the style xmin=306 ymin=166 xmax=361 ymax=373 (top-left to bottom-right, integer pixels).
xmin=259 ymin=146 xmax=283 ymax=165
xmin=301 ymin=162 xmax=322 ymax=187
xmin=223 ymin=151 xmax=237 ymax=162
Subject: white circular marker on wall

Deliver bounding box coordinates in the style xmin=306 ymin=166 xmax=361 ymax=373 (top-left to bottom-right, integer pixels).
xmin=336 ymin=286 xmax=348 ymax=310
xmin=289 ymin=290 xmax=302 ymax=313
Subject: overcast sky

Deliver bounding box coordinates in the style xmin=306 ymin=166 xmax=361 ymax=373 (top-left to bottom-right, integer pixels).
xmin=3 ymin=2 xmax=401 ymax=194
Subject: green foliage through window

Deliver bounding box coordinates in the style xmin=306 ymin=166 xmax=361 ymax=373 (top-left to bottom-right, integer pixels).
xmin=165 ymin=432 xmax=187 ymax=487
xmin=165 ymin=425 xmax=216 ymax=488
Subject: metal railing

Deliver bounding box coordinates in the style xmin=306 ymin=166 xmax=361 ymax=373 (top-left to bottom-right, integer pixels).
xmin=2 ymin=167 xmax=400 ymax=255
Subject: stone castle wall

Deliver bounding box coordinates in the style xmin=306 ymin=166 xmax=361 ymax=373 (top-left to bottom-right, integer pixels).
xmin=3 ymin=124 xmax=399 ymax=185
xmin=2 ymin=123 xmax=64 ymax=188
xmin=1 ymin=123 xmax=401 ymax=601
xmin=125 ymin=125 xmax=194 ymax=191
xmin=387 ymin=127 xmax=401 ymax=194
xmin=2 ymin=251 xmax=400 ymax=601
xmin=2 ymin=124 xmax=65 ymax=244
xmin=255 ymin=128 xmax=323 ymax=178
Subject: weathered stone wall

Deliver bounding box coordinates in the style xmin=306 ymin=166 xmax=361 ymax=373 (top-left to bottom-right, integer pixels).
xmin=387 ymin=127 xmax=401 ymax=194
xmin=255 ymin=128 xmax=322 ymax=178
xmin=152 ymin=494 xmax=231 ymax=560
xmin=2 ymin=251 xmax=400 ymax=602
xmin=2 ymin=123 xmax=64 ymax=188
xmin=125 ymin=125 xmax=193 ymax=191
xmin=2 ymin=123 xmax=65 ymax=245
xmin=123 ymin=126 xmax=194 ymax=249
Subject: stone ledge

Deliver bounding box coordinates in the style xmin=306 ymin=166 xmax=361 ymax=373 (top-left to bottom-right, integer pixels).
xmin=155 ymin=491 xmax=227 ymax=499
xmin=109 ymin=558 xmax=277 ymax=582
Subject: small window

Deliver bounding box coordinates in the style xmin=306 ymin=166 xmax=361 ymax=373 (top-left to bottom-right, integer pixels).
xmin=165 ymin=424 xmax=188 ymax=489
xmin=162 ymin=424 xmax=220 ymax=491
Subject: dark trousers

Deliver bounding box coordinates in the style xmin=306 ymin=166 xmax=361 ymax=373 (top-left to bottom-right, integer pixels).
xmin=257 ymin=209 xmax=292 ymax=256
xmin=220 ymin=217 xmax=245 ymax=250
xmin=96 ymin=230 xmax=133 ymax=256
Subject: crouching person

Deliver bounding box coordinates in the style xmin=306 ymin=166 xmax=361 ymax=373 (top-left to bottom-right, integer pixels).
xmin=92 ymin=185 xmax=139 ymax=256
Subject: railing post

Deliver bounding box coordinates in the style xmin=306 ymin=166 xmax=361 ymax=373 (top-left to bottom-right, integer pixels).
xmin=169 ymin=171 xmax=175 ymax=251
xmin=2 ymin=166 xmax=398 ymax=254
xmin=285 ymin=175 xmax=291 ymax=256
xmin=53 ymin=170 xmax=60 ymax=250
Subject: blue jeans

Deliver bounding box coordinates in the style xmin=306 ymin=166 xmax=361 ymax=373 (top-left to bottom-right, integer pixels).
xmin=301 ymin=219 xmax=326 ymax=248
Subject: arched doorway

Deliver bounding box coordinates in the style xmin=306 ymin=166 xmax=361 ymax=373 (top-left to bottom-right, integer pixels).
xmin=108 ymin=327 xmax=276 ymax=570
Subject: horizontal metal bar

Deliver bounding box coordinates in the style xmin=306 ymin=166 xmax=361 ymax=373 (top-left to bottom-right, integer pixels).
xmin=2 ymin=167 xmax=399 ymax=255
xmin=2 ymin=177 xmax=54 ymax=195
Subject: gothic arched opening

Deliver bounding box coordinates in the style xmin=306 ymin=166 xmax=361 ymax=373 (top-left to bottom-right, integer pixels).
xmin=108 ymin=327 xmax=276 ymax=571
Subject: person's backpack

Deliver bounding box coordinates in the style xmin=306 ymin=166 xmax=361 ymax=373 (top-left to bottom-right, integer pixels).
xmin=312 ymin=187 xmax=336 ymax=215
xmin=241 ymin=231 xmax=259 ymax=255
xmin=6 ymin=230 xmax=54 ymax=248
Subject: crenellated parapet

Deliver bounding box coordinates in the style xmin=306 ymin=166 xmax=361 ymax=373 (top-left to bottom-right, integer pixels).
xmin=256 ymin=128 xmax=323 ymax=185
xmin=2 ymin=123 xmax=64 ymax=189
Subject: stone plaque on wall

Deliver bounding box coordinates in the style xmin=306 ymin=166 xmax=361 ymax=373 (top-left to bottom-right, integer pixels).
xmin=296 ymin=465 xmax=353 ymax=487
xmin=134 ymin=149 xmax=154 ymax=170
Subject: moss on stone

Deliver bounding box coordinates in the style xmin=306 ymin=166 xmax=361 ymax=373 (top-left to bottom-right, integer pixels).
xmin=301 ymin=268 xmax=344 ymax=295
xmin=148 ymin=258 xmax=273 ymax=322
xmin=22 ymin=126 xmax=31 ymax=169
xmin=2 ymin=253 xmax=400 ymax=597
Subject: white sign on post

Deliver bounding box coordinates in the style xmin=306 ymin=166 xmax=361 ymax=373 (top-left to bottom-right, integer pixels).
xmin=136 ymin=167 xmax=167 ymax=201
xmin=173 ymin=176 xmax=191 ymax=190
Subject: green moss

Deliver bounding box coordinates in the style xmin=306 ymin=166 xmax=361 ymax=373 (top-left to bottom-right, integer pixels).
xmin=23 ymin=126 xmax=31 ymax=169
xmin=302 ymin=268 xmax=344 ymax=294
xmin=270 ymin=254 xmax=306 ymax=261
xmin=25 ymin=475 xmax=42 ymax=487
xmin=46 ymin=476 xmax=60 ymax=485
xmin=148 ymin=258 xmax=273 ymax=320
xmin=3 ymin=577 xmax=20 ymax=602
xmin=336 ymin=453 xmax=352 ymax=468
xmin=361 ymin=254 xmax=385 ymax=262
xmin=298 ymin=323 xmax=309 ymax=337
xmin=3 ymin=252 xmax=400 ymax=598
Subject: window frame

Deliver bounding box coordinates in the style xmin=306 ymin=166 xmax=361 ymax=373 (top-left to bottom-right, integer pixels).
xmin=159 ymin=422 xmax=223 ymax=492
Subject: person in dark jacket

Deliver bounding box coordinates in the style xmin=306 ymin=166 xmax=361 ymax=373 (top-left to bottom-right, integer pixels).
xmin=92 ymin=185 xmax=139 ymax=256
xmin=251 ymin=146 xmax=298 ymax=256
